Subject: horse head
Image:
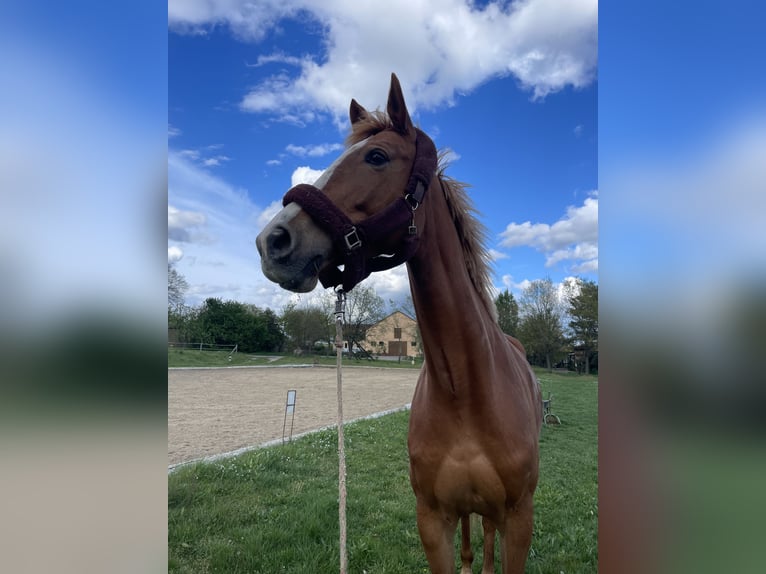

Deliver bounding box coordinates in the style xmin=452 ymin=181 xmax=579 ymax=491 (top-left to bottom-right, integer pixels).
xmin=256 ymin=74 xmax=437 ymax=293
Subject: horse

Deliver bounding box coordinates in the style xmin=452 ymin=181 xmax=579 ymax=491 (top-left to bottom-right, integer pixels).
xmin=256 ymin=73 xmax=542 ymax=574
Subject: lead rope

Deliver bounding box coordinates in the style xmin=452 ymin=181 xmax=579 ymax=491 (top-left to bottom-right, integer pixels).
xmin=334 ymin=288 xmax=348 ymax=574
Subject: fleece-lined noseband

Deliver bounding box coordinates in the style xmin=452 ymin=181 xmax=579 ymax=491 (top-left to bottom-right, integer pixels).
xmin=282 ymin=127 xmax=438 ymax=292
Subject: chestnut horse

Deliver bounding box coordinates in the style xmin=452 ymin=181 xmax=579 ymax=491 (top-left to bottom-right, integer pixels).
xmin=256 ymin=74 xmax=541 ymax=573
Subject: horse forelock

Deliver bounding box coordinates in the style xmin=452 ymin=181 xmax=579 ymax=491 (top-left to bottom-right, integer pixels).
xmin=345 ymin=110 xmax=394 ymax=146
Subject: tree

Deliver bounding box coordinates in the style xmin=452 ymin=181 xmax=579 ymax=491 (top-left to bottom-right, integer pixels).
xmin=199 ymin=298 xmax=252 ymax=350
xmin=518 ymin=278 xmax=566 ymax=371
xmin=196 ymin=298 xmax=285 ymax=353
xmin=168 ymin=263 xmax=188 ymax=310
xmin=343 ymin=284 xmax=385 ymax=355
xmin=567 ymin=278 xmax=598 ymax=374
xmin=281 ymin=301 xmax=332 ymax=352
xmin=495 ymin=289 xmax=520 ymax=337
xmin=248 ymin=306 xmax=285 ymax=352
xmin=170 ymin=304 xmax=207 ymax=344
xmin=397 ymin=294 xmax=417 ymax=320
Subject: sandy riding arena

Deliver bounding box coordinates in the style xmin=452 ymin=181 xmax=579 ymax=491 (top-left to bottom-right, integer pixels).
xmin=168 ymin=366 xmax=419 ymax=467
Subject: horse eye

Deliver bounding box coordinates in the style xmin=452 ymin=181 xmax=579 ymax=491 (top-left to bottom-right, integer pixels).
xmin=365 ymin=149 xmax=389 ymax=166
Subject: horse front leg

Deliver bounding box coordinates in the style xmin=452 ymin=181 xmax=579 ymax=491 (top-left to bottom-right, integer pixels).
xmin=499 ymin=494 xmax=535 ymax=574
xmin=416 ymin=500 xmax=458 ymax=574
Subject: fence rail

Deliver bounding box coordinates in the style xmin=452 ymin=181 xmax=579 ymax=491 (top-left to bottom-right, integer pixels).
xmin=168 ymin=342 xmax=238 ymax=356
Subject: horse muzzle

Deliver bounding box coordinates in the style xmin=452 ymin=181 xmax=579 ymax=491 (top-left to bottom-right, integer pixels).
xmin=256 ymin=203 xmax=333 ymax=293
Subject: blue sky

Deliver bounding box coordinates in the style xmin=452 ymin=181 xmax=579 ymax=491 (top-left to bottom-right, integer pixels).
xmin=168 ymin=0 xmax=598 ymax=311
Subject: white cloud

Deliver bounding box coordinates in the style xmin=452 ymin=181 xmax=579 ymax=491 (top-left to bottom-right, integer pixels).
xmin=499 ymin=192 xmax=598 ymax=273
xmin=248 ymin=53 xmax=306 ymax=68
xmin=178 ymin=145 xmax=232 ymax=168
xmin=501 ymin=274 xmax=532 ymax=293
xmin=573 ymin=124 xmax=583 ymax=138
xmin=168 ymin=124 xmax=181 ymax=138
xmin=168 ymin=149 xmax=296 ymax=308
xmin=179 ymin=149 xmax=200 ymax=160
xmin=441 ymin=148 xmax=462 ymax=164
xmin=571 ymin=258 xmax=598 ymax=274
xmin=545 ymin=242 xmax=598 ymax=268
xmin=363 ymin=265 xmax=412 ymax=304
xmin=488 ymin=249 xmax=509 ymax=261
xmin=168 ymin=246 xmax=184 ymax=263
xmin=291 ymin=166 xmax=325 ymax=186
xmin=168 ymin=205 xmax=206 ymax=243
xmin=240 ymin=73 xmax=317 ymax=125
xmin=286 ymin=143 xmax=344 ymax=157
xmin=201 ymin=155 xmax=231 ymax=167
xmin=256 ymin=200 xmax=285 ymax=230
xmin=169 ymin=0 xmax=597 ymax=124
xmin=168 ymin=0 xmax=296 ymax=41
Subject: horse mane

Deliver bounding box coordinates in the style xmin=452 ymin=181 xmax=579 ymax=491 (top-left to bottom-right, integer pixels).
xmin=346 ymin=113 xmax=498 ymax=321
xmin=436 ymin=153 xmax=498 ymax=322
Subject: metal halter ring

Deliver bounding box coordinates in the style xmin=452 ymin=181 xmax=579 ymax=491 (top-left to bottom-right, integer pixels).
xmin=405 ymin=194 xmax=420 ymax=210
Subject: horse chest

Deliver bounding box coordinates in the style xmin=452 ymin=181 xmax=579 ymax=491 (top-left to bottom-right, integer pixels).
xmin=437 ymin=445 xmax=507 ymax=515
xmin=410 ymin=429 xmax=516 ymax=514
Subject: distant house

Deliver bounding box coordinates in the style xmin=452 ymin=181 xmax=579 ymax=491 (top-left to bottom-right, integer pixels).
xmin=365 ymin=311 xmax=420 ymax=358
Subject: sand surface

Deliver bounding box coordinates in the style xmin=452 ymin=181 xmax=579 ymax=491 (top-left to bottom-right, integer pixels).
xmin=168 ymin=366 xmax=419 ymax=466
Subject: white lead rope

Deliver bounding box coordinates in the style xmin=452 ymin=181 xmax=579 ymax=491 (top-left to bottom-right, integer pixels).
xmin=334 ymin=289 xmax=348 ymax=574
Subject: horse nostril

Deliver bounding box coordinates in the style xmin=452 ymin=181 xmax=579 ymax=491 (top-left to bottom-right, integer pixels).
xmin=267 ymin=226 xmax=293 ymax=260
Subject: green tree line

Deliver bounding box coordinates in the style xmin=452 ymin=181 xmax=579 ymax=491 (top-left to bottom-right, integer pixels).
xmin=169 ymin=299 xmax=284 ymax=353
xmin=168 ymin=264 xmax=386 ymax=354
xmin=168 ymin=264 xmax=597 ymax=370
xmin=495 ymin=277 xmax=598 ymax=374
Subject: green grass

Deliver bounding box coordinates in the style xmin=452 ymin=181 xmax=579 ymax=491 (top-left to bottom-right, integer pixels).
xmin=168 ymin=348 xmax=274 ymax=367
xmin=168 ymin=368 xmax=597 ymax=573
xmin=168 ymin=348 xmax=424 ymax=369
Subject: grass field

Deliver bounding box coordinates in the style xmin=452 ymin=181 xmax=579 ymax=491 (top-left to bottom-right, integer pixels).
xmin=168 ymin=348 xmax=423 ymax=369
xmin=168 ymin=368 xmax=597 ymax=573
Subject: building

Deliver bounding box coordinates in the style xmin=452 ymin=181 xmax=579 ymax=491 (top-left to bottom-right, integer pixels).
xmin=365 ymin=311 xmax=420 ymax=358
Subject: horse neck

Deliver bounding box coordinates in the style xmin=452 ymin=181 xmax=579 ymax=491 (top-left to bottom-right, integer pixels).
xmin=406 ymin=179 xmax=499 ymax=386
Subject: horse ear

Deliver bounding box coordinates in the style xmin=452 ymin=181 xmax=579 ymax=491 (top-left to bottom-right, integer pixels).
xmin=349 ymin=98 xmax=368 ymax=124
xmin=387 ymin=73 xmax=413 ymax=135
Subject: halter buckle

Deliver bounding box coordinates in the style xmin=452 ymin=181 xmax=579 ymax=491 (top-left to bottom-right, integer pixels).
xmin=344 ymin=227 xmax=362 ymax=251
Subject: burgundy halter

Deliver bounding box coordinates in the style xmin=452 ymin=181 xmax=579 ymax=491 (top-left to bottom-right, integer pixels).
xmin=282 ymin=127 xmax=438 ymax=292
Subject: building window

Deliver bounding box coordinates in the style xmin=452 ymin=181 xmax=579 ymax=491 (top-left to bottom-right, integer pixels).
xmin=394 ymin=327 xmax=402 ymax=339
xmin=411 ymin=341 xmax=417 ymax=347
